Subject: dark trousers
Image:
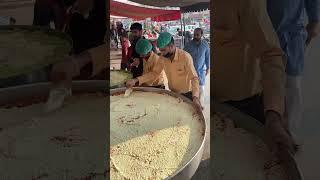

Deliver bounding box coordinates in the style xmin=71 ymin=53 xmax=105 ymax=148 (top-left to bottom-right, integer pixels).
xmin=120 ymin=63 xmax=128 ymax=70
xmin=182 ymin=91 xmax=193 ymax=101
xmin=224 ymin=94 xmax=265 ymax=124
xmin=143 ymin=85 xmax=165 ymax=89
xmin=114 ymin=37 xmax=118 ymax=48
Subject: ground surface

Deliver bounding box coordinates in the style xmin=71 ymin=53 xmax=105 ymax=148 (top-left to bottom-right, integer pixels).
xmin=191 ymin=75 xmax=210 ymax=180
xmin=294 ymin=36 xmax=320 ymax=180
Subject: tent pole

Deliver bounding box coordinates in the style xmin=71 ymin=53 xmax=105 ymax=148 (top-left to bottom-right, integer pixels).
xmin=182 ymin=13 xmax=186 ymax=47
xmin=180 ymin=14 xmax=183 ymax=48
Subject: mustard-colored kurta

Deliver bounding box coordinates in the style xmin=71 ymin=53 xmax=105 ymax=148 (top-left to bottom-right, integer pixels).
xmin=213 ymin=0 xmax=286 ymax=115
xmin=138 ymin=48 xmax=199 ymax=98
xmin=136 ymin=51 xmax=165 ymax=87
xmin=160 ymin=48 xmax=200 ymax=98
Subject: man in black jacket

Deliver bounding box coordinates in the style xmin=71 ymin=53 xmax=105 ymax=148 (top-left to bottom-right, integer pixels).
xmin=128 ymin=23 xmax=158 ymax=78
xmin=33 ymin=0 xmax=76 ymax=30
xmin=65 ymin=0 xmax=106 ymax=79
xmin=127 ymin=23 xmax=144 ymax=78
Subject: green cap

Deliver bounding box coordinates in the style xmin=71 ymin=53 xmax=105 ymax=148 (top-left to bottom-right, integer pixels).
xmin=135 ymin=39 xmax=153 ymax=55
xmin=157 ymin=32 xmax=172 ymax=48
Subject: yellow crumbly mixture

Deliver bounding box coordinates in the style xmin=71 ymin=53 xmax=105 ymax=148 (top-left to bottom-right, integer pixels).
xmin=110 ymin=71 xmax=131 ymax=87
xmin=110 ymin=92 xmax=204 ymax=180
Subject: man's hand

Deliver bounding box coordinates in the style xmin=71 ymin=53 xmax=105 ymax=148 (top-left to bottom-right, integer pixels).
xmin=50 ymin=57 xmax=77 ymax=87
xmin=50 ymin=52 xmax=92 ymax=86
xmin=306 ymin=22 xmax=320 ymax=46
xmin=206 ymin=69 xmax=210 ymax=76
xmin=131 ymin=58 xmax=140 ymax=67
xmin=265 ymin=111 xmax=297 ymax=159
xmin=192 ymin=96 xmax=204 ymax=111
xmin=126 ymin=78 xmax=138 ymax=88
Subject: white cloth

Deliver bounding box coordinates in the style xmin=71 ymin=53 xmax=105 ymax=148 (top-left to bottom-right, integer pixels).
xmin=200 ymin=85 xmax=205 ymax=105
xmin=45 ymin=86 xmax=72 ymax=113
xmin=286 ymin=75 xmax=303 ymax=140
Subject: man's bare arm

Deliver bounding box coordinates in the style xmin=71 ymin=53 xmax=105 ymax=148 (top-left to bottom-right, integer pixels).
xmin=50 ymin=44 xmax=107 ymax=86
xmin=239 ymin=0 xmax=286 ymax=117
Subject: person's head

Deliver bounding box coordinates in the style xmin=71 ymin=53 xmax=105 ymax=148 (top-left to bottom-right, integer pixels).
xmin=130 ymin=23 xmax=143 ymax=41
xmin=119 ymin=23 xmax=123 ymax=29
xmin=121 ymin=31 xmax=129 ymax=40
xmin=135 ymin=39 xmax=153 ymax=59
xmin=193 ymin=28 xmax=203 ymax=42
xmin=157 ymin=32 xmax=176 ymax=59
xmin=177 ymin=28 xmax=180 ymax=31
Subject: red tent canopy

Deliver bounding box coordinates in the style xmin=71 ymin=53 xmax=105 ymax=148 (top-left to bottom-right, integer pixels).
xmin=110 ymin=0 xmax=181 ymax=21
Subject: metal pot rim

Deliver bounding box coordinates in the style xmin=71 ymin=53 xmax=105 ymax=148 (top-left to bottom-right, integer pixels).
xmin=213 ymin=101 xmax=304 ymax=180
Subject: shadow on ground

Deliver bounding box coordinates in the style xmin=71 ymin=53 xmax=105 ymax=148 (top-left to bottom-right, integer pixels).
xmin=191 ymin=159 xmax=210 ymax=180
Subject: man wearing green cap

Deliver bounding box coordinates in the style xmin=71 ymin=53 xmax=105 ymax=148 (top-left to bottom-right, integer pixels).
xmin=125 ymin=39 xmax=165 ymax=88
xmin=157 ymin=32 xmax=203 ymax=110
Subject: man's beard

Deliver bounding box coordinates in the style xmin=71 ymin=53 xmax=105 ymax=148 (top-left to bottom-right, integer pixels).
xmin=133 ymin=36 xmax=141 ymax=41
xmin=163 ymin=52 xmax=174 ymax=58
xmin=194 ymin=38 xmax=201 ymax=42
xmin=142 ymin=55 xmax=150 ymax=60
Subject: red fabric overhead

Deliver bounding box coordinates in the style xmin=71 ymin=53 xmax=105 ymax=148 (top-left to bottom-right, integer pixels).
xmin=110 ymin=0 xmax=181 ymax=21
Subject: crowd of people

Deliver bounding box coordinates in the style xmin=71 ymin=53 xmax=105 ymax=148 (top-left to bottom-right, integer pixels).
xmin=110 ymin=21 xmax=162 ymax=49
xmin=114 ymin=22 xmax=210 ymax=110
xmin=109 ymin=20 xmax=205 ymax=50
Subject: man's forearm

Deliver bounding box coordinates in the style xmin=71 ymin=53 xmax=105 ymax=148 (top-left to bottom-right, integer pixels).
xmin=239 ymin=0 xmax=286 ymax=116
xmin=88 ymin=44 xmax=107 ymax=76
xmin=205 ymin=48 xmax=210 ymax=69
xmin=305 ymin=0 xmax=320 ymax=23
xmin=72 ymin=51 xmax=92 ymax=70
xmin=205 ymin=57 xmax=210 ymax=70
xmin=137 ymin=72 xmax=159 ymax=86
xmin=261 ymin=52 xmax=286 ymax=117
xmin=191 ymin=77 xmax=200 ymax=98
